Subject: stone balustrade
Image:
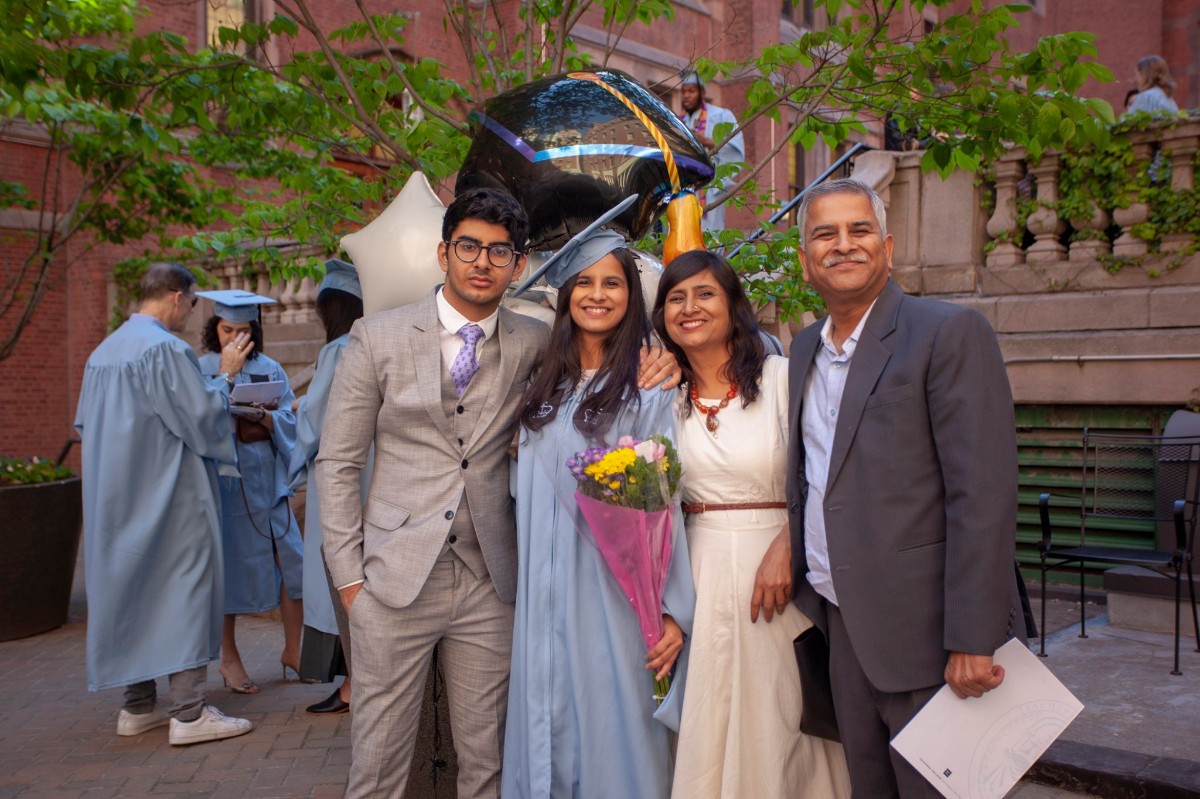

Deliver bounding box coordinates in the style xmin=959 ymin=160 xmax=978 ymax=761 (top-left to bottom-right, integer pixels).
xmin=981 ymin=117 xmax=1200 ymax=277
xmin=866 ymin=120 xmax=1200 ymax=409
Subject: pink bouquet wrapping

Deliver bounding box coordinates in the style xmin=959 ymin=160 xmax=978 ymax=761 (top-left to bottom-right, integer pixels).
xmin=568 ymin=434 xmax=682 ymax=702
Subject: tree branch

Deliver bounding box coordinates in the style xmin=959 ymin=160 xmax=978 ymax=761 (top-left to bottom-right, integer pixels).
xmin=353 ymin=0 xmax=468 ymax=133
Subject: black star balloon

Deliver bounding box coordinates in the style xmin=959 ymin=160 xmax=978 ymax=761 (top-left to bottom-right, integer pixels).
xmin=456 ymin=69 xmax=715 ymax=252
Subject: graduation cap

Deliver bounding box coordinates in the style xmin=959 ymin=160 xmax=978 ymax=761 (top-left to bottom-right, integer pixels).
xmin=195 ymin=290 xmax=278 ymax=323
xmin=319 ymin=258 xmax=362 ymax=300
xmin=512 ymin=194 xmax=638 ymax=296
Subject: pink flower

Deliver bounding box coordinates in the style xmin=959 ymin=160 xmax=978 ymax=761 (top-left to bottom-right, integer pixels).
xmin=617 ymin=435 xmax=637 ymax=448
xmin=633 ymin=439 xmax=662 ymax=463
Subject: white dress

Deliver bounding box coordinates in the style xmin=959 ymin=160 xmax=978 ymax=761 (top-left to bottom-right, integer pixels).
xmin=671 ymin=355 xmax=851 ymax=799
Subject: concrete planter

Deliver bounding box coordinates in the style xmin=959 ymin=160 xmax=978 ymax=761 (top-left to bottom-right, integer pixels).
xmin=0 ymin=477 xmax=82 ymax=641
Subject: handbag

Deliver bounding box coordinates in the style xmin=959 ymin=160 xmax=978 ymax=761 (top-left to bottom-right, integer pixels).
xmin=236 ymin=416 xmax=271 ymax=443
xmin=234 ymin=403 xmax=275 ymax=444
xmin=793 ymin=626 xmax=841 ymax=742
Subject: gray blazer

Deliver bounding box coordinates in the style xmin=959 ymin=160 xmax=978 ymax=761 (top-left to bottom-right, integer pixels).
xmin=316 ymin=289 xmax=549 ymax=609
xmin=786 ymin=279 xmax=1020 ymax=693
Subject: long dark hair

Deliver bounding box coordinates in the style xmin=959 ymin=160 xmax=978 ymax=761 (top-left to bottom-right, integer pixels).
xmin=651 ymin=249 xmax=765 ymax=414
xmin=201 ymin=315 xmax=263 ymax=360
xmin=316 ymin=288 xmax=364 ymax=343
xmin=520 ymin=248 xmax=648 ymax=439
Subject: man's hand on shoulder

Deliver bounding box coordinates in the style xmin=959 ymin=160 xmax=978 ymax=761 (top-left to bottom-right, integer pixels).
xmin=945 ymin=651 xmax=1004 ymax=699
xmin=637 ymin=345 xmax=682 ymax=390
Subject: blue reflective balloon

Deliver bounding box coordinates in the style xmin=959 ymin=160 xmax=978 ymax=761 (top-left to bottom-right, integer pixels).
xmin=456 ymin=69 xmax=715 ymax=250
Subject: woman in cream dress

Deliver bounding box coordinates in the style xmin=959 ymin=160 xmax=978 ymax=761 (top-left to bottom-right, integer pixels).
xmin=653 ymin=250 xmax=850 ymax=799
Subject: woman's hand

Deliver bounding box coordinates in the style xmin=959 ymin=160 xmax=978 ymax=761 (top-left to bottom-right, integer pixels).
xmin=219 ymin=331 xmax=254 ymax=375
xmin=257 ymin=408 xmax=275 ymax=432
xmin=646 ymin=614 xmax=684 ymax=680
xmin=750 ymin=527 xmax=792 ymax=623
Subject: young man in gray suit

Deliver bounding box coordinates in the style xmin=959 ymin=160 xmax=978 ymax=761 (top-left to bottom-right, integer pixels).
xmin=317 ymin=189 xmax=548 ymax=798
xmin=786 ymin=179 xmax=1022 ymax=798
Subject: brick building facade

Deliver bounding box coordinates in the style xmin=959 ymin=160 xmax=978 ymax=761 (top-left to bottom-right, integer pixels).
xmin=2 ymin=0 xmax=1196 ymax=462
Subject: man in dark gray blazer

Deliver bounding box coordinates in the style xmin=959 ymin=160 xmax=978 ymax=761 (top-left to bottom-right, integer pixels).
xmin=317 ymin=189 xmax=550 ymax=798
xmin=786 ymin=179 xmax=1021 ymax=798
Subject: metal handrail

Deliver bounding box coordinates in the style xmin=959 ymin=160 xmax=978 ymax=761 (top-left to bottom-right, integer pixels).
xmin=728 ymin=141 xmax=870 ymax=258
xmin=57 ymin=437 xmax=80 ymax=466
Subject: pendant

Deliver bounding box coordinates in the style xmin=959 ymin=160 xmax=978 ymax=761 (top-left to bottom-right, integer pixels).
xmin=705 ymin=415 xmax=718 ymax=434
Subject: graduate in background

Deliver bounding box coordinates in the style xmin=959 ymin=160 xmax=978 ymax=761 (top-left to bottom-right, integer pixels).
xmin=75 ymin=262 xmax=254 ymax=745
xmin=678 ymin=71 xmax=745 ymax=232
xmin=288 ymin=260 xmax=365 ymax=714
xmin=196 ymin=290 xmax=305 ymax=695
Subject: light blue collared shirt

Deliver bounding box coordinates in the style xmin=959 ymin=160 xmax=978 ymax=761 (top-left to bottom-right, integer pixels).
xmin=801 ymin=301 xmax=876 ymax=606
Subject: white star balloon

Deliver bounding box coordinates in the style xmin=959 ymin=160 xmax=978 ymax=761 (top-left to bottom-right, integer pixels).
xmin=340 ymin=171 xmax=656 ymax=325
xmin=340 ymin=171 xmax=448 ymax=315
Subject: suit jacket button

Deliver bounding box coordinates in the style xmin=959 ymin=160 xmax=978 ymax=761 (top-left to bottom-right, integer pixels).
xmin=458 ymin=438 xmax=464 ymax=446
xmin=448 ymin=534 xmax=458 ymax=544
xmin=444 ymin=510 xmax=454 ymax=520
xmin=456 ymin=405 xmax=465 ymax=414
xmin=461 ymin=459 xmax=468 ymax=469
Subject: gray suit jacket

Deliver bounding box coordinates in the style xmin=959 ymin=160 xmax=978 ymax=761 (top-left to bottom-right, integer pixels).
xmin=786 ymin=279 xmax=1020 ymax=693
xmin=316 ymin=289 xmax=549 ymax=609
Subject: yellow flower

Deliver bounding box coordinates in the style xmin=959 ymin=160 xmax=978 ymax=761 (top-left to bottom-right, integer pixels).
xmin=608 ymin=481 xmax=620 ymax=489
xmin=585 ymin=448 xmax=636 ymax=481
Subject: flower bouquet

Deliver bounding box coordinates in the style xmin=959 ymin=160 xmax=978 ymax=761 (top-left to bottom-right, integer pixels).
xmin=567 ymin=434 xmax=682 ymax=703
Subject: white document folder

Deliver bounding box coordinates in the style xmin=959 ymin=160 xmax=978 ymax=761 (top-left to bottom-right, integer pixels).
xmin=229 ymin=380 xmax=284 ymax=406
xmin=891 ymin=638 xmax=1084 ymax=799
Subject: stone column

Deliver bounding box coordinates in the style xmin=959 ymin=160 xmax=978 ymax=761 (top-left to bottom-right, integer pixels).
xmin=1068 ymin=205 xmax=1111 ymax=262
xmin=1025 ymin=153 xmax=1067 ymax=264
xmin=1159 ymin=121 xmax=1200 ymax=253
xmin=256 ymin=273 xmax=283 ymax=325
xmin=985 ymin=150 xmax=1028 ymax=268
xmin=1112 ymin=131 xmax=1157 ymax=258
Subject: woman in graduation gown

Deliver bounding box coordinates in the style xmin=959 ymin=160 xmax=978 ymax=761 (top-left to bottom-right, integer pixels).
xmin=288 ymin=261 xmax=365 ymax=713
xmin=197 ymin=291 xmax=305 ymax=695
xmin=503 ymin=230 xmax=696 ymax=799
xmin=652 ymin=251 xmax=850 ymax=799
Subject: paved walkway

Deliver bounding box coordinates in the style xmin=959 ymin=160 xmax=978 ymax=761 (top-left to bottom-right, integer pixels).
xmin=3 ymin=556 xmax=1192 ymax=798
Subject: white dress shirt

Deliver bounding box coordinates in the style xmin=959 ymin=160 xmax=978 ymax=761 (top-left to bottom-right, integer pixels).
xmin=801 ymin=301 xmax=876 ymax=606
xmin=436 ymin=287 xmax=500 ymax=376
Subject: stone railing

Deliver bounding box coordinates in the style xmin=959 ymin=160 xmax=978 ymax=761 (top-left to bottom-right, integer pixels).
xmin=208 ymin=261 xmax=320 ymax=326
xmin=984 ymin=117 xmax=1200 ymax=277
xmin=863 ymin=126 xmax=1200 ymax=409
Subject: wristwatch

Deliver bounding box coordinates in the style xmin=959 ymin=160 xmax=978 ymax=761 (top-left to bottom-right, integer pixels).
xmin=220 ymin=372 xmax=235 ymax=387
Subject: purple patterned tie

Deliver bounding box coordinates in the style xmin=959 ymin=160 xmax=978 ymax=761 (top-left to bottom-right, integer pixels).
xmin=451 ymin=324 xmax=484 ymax=397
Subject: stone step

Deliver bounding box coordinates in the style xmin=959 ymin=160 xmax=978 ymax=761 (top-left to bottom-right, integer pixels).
xmin=1105 ymin=565 xmax=1200 ymax=636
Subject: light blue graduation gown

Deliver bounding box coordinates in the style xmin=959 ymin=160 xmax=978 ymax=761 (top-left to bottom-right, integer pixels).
xmin=503 ymin=384 xmax=696 ymax=799
xmin=198 ymin=352 xmax=304 ymax=614
xmin=287 ymin=335 xmax=346 ymax=635
xmin=74 ymin=314 xmax=236 ymax=691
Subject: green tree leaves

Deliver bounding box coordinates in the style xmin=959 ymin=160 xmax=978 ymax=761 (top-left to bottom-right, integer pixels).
xmin=1 ymin=0 xmax=1118 ymax=351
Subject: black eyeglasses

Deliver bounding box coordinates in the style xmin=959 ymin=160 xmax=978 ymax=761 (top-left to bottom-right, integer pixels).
xmin=178 ymin=290 xmax=198 ymax=308
xmin=445 ymin=239 xmax=519 ymax=268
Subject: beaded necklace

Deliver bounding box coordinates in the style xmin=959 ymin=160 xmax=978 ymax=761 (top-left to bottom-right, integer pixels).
xmin=690 ymin=382 xmax=738 ymax=435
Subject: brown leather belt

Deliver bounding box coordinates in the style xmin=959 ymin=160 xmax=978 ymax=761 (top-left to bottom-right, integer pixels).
xmin=681 ymin=501 xmax=788 ymax=514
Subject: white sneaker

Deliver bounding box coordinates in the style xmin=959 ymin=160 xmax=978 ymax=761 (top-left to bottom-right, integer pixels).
xmin=168 ymin=705 xmax=253 ymax=746
xmin=117 ymin=707 xmax=170 ymax=736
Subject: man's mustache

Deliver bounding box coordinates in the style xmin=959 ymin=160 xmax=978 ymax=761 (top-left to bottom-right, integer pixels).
xmin=821 ymin=253 xmax=869 ymax=268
